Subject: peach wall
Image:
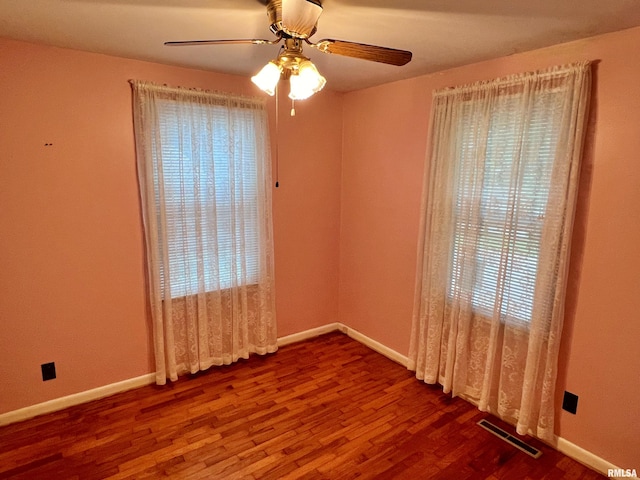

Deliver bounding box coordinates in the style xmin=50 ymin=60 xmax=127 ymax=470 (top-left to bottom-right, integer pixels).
xmin=272 ymin=94 xmax=342 ymax=337
xmin=339 ymin=28 xmax=640 ymax=468
xmin=0 ymin=38 xmax=342 ymax=414
xmin=339 ymin=79 xmax=429 ymax=355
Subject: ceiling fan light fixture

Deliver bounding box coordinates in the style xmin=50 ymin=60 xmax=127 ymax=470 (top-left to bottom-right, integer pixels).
xmin=288 ymin=60 xmax=326 ymax=100
xmin=251 ymin=60 xmax=282 ymax=96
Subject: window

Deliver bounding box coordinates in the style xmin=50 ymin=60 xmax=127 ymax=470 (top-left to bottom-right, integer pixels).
xmin=132 ymin=80 xmax=277 ymax=381
xmin=153 ymin=98 xmax=261 ymax=298
xmin=409 ymin=63 xmax=591 ymax=439
xmin=449 ymin=90 xmax=564 ymax=323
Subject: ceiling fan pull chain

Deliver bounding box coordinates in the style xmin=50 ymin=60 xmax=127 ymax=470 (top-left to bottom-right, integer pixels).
xmin=275 ymin=83 xmax=280 ymax=188
xmin=290 ymin=98 xmax=296 ymax=116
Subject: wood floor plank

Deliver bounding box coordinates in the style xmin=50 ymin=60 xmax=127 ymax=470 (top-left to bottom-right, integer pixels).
xmin=0 ymin=332 xmax=605 ymax=479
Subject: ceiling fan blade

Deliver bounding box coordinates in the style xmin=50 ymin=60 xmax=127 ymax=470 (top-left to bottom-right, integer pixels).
xmin=281 ymin=0 xmax=323 ymax=38
xmin=310 ymin=39 xmax=412 ymax=66
xmin=164 ymin=39 xmax=278 ymax=47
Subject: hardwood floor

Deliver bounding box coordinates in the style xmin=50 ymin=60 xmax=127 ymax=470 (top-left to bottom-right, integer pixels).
xmin=0 ymin=332 xmax=604 ymax=479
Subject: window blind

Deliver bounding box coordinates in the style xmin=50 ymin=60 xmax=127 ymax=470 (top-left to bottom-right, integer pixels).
xmin=449 ymin=90 xmax=564 ymax=322
xmin=154 ymin=99 xmax=260 ymax=298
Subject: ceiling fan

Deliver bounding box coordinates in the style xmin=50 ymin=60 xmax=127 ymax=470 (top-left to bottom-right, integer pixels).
xmin=165 ymin=0 xmax=413 ymax=100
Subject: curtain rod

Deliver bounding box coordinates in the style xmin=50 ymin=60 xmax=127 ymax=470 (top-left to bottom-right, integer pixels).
xmin=434 ymin=60 xmax=592 ymax=97
xmin=128 ymin=79 xmax=266 ymax=107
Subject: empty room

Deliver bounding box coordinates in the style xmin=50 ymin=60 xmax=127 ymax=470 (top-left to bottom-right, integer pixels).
xmin=0 ymin=1 xmax=639 ymax=478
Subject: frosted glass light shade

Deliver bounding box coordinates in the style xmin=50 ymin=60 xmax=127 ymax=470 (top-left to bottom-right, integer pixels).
xmin=288 ymin=60 xmax=326 ymax=100
xmin=251 ymin=61 xmax=282 ymax=96
xmin=282 ymin=0 xmax=323 ymax=38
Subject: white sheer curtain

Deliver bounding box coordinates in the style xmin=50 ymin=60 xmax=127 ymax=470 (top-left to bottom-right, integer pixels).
xmin=408 ymin=62 xmax=591 ymax=440
xmin=131 ymin=81 xmax=277 ymax=385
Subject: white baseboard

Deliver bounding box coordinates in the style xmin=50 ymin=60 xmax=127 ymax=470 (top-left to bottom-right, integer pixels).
xmin=277 ymin=323 xmax=410 ymax=369
xmin=0 ymin=321 xmax=628 ymax=480
xmin=555 ymin=436 xmax=638 ymax=478
xmin=0 ymin=373 xmax=156 ymax=427
xmin=341 ymin=325 xmax=409 ymax=367
xmin=277 ymin=322 xmax=342 ymax=347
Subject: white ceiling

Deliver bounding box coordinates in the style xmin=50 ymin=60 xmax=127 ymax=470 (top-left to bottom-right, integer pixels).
xmin=2 ymin=0 xmax=640 ymax=92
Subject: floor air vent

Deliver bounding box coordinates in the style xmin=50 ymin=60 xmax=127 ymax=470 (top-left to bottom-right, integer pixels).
xmin=477 ymin=419 xmax=542 ymax=458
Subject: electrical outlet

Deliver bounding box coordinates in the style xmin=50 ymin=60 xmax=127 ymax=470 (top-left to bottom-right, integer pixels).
xmin=562 ymin=391 xmax=578 ymax=414
xmin=41 ymin=362 xmax=56 ymax=381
